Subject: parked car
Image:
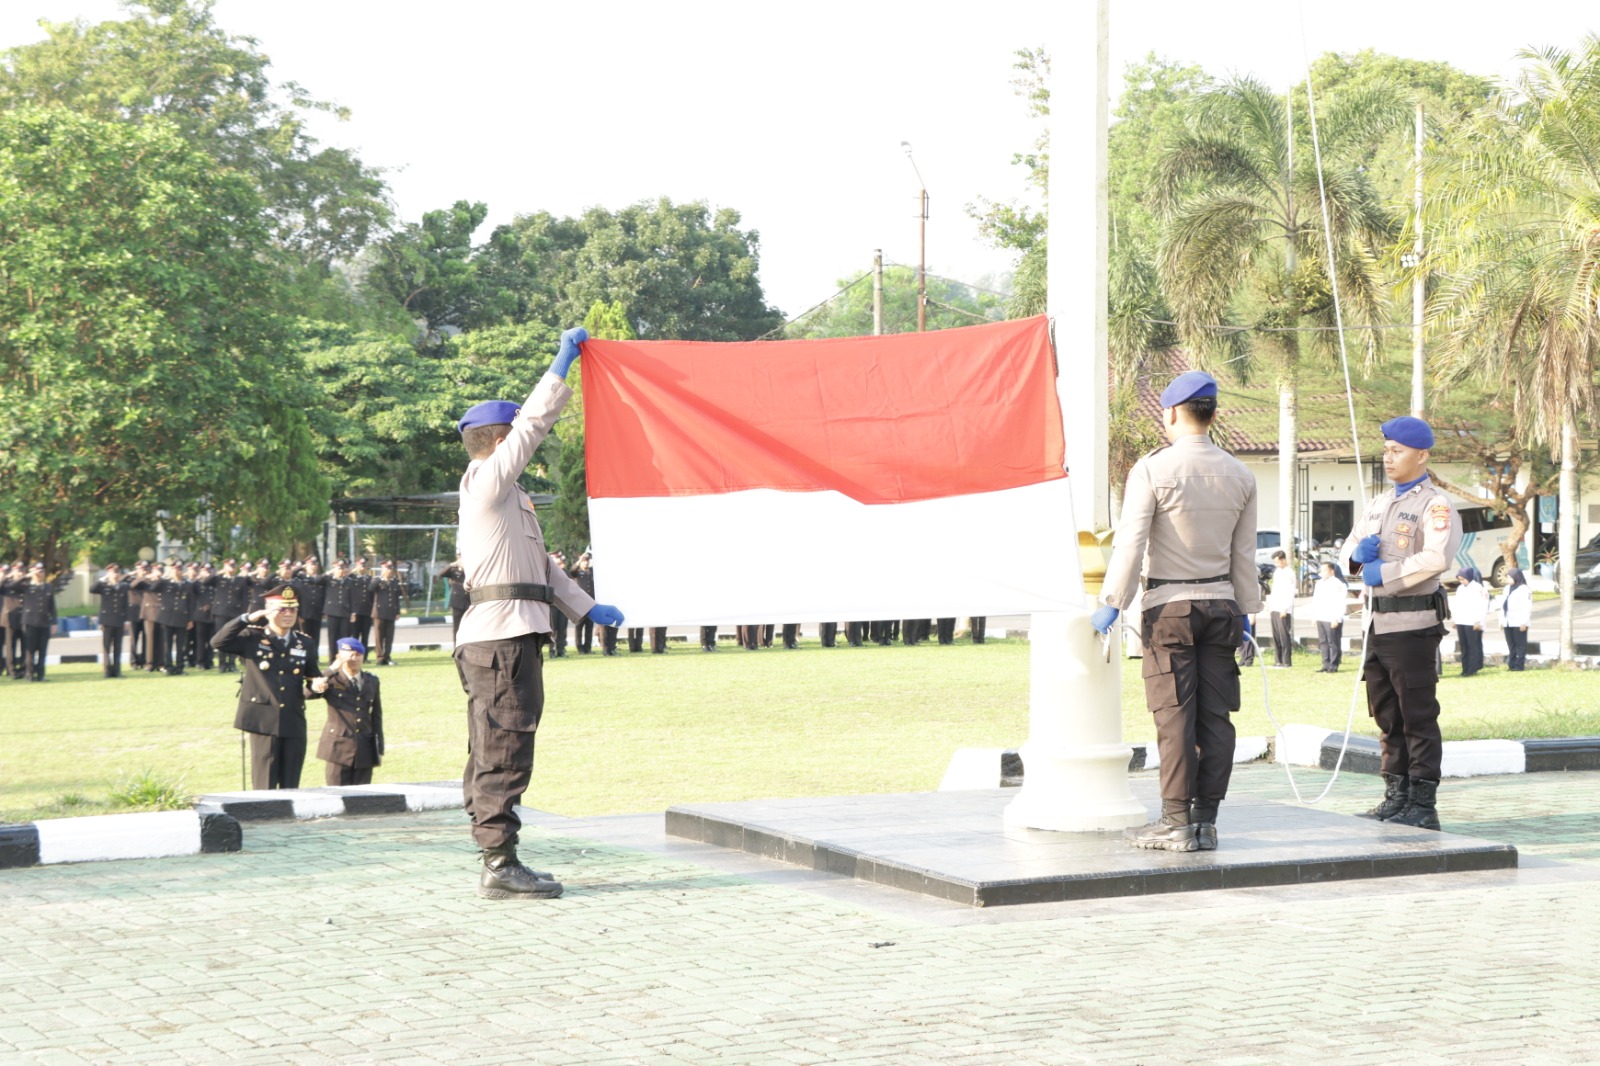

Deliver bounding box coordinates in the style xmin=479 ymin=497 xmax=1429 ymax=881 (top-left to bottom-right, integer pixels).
xmin=1576 ymin=532 xmax=1600 ymax=600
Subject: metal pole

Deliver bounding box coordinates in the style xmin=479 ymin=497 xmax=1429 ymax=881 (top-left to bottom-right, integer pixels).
xmin=918 ymin=188 xmax=927 ymax=331
xmin=873 ymin=249 xmax=884 ymax=335
xmin=426 ymin=527 xmax=440 ymax=616
xmin=1411 ymin=101 xmax=1426 ymax=419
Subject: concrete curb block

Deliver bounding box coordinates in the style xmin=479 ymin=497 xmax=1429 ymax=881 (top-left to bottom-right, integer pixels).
xmin=195 ymin=782 xmax=464 ymax=821
xmin=0 ymin=810 xmax=240 ymax=869
xmin=1276 ymin=726 xmax=1600 ymax=776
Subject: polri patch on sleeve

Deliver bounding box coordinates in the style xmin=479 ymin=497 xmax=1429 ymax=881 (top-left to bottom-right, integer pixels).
xmin=1428 ymin=501 xmax=1451 ymax=532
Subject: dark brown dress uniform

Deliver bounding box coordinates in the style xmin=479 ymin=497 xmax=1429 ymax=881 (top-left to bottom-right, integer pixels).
xmin=132 ymin=571 xmax=164 ymax=672
xmin=20 ymin=576 xmax=57 ymax=682
xmin=1 ymin=571 xmax=24 ymax=677
xmin=294 ymin=571 xmax=327 ymax=648
xmin=316 ymin=668 xmax=383 ymax=786
xmin=90 ymin=573 xmax=132 ymax=677
xmin=1101 ymin=434 xmax=1260 ymax=833
xmin=322 ymin=572 xmax=352 ymax=658
xmin=211 ymin=611 xmax=322 ymax=789
xmin=370 ymin=577 xmax=403 ymax=665
xmin=1339 ymin=479 xmax=1463 ymax=786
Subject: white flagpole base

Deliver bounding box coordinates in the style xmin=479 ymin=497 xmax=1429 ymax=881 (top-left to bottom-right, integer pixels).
xmin=1002 ymin=611 xmax=1146 ymax=832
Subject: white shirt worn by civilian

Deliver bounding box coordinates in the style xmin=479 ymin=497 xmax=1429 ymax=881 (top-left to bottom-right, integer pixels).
xmin=1451 ymin=580 xmax=1490 ymax=628
xmin=1494 ymin=585 xmax=1532 ymax=629
xmin=1265 ymin=567 xmax=1296 ymax=614
xmin=1309 ymin=575 xmax=1348 ymax=626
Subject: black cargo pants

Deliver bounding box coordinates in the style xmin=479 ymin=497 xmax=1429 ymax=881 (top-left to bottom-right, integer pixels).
xmin=1362 ymin=627 xmax=1444 ymax=781
xmin=455 ymin=633 xmax=546 ymax=849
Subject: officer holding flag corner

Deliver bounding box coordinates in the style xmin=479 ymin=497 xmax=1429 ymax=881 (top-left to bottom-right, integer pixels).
xmin=1092 ymin=370 xmax=1260 ymax=853
xmin=453 ymin=327 xmax=625 ymax=901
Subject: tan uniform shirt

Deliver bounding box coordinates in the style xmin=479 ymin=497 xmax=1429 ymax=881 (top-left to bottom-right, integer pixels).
xmin=1338 ymin=478 xmax=1463 ymax=635
xmin=456 ymin=373 xmax=596 ymax=645
xmin=1101 ymin=434 xmax=1261 ymax=615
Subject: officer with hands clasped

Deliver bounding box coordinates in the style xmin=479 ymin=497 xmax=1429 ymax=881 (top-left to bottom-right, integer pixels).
xmin=211 ymin=583 xmax=323 ymax=790
xmin=454 ymin=326 xmax=624 ymax=901
xmin=1093 ymin=371 xmax=1261 ymax=852
xmin=1339 ymin=416 xmax=1462 ymax=830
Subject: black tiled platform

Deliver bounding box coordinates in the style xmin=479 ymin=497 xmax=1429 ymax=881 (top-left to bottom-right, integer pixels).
xmin=665 ymin=783 xmax=1517 ymax=907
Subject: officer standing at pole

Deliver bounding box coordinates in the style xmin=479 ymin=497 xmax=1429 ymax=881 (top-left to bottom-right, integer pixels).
xmin=1094 ymin=371 xmax=1260 ymax=852
xmin=453 ymin=327 xmax=623 ymax=900
xmin=1339 ymin=416 xmax=1462 ymax=830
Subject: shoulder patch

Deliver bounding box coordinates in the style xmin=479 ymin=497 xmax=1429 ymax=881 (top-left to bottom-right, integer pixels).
xmin=1427 ymin=498 xmax=1452 ymax=532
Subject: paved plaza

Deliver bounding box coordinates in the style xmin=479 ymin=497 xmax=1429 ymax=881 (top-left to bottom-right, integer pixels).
xmin=4 ymin=763 xmax=1600 ymax=1064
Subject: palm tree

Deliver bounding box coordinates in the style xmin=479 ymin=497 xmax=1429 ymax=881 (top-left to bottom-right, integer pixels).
xmin=1156 ymin=76 xmax=1405 ymax=558
xmin=1427 ymin=39 xmax=1600 ymax=662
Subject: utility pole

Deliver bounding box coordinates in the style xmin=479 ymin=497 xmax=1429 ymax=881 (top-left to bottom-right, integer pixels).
xmin=901 ymin=141 xmax=929 ymax=331
xmin=873 ymin=249 xmax=884 ymax=336
xmin=1408 ymin=101 xmax=1426 ymax=419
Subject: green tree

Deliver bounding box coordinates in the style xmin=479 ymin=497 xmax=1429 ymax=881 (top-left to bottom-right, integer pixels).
xmin=1156 ymin=74 xmax=1407 ymax=558
xmin=361 ymin=200 xmax=511 ymax=338
xmin=0 ymin=106 xmax=304 ymax=568
xmin=786 ymin=266 xmax=1001 ymax=338
xmin=1428 ymin=38 xmax=1600 ymax=660
xmin=0 ymin=0 xmax=390 ymax=270
xmin=496 ymin=198 xmax=784 ymax=339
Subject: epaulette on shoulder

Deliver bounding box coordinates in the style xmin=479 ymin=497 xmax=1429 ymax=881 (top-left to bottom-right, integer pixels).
xmin=1140 ymin=444 xmax=1170 ymax=461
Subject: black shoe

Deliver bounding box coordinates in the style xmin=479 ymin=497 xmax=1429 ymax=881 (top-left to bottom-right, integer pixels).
xmin=1357 ymin=772 xmax=1410 ymax=821
xmin=478 ymin=846 xmax=562 ymax=900
xmin=1124 ymin=815 xmax=1198 ymax=852
xmin=1387 ymin=778 xmax=1441 ymax=831
xmin=1191 ymin=804 xmax=1218 ymax=851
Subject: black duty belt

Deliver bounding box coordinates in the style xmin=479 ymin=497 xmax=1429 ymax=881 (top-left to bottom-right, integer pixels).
xmin=467 ymin=583 xmax=555 ymax=606
xmin=1372 ymin=594 xmax=1435 ymax=613
xmin=1146 ymin=574 xmax=1230 ymax=589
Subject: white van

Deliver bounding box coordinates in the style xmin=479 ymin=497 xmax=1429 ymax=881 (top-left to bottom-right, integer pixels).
xmin=1455 ymin=505 xmax=1526 ymax=587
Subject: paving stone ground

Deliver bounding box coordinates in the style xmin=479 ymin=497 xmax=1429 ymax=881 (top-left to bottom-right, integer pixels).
xmin=4 ymin=763 xmax=1600 ymax=1064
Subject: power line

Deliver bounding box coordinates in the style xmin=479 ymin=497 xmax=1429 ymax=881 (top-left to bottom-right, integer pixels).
xmin=758 ymin=271 xmax=875 ymax=339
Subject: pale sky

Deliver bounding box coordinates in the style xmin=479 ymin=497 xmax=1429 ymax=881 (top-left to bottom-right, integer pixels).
xmin=2 ymin=1 xmax=1597 ymax=319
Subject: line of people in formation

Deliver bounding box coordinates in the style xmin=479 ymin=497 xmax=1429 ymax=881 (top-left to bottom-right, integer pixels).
xmin=2 ymin=555 xmax=412 ymax=682
xmin=439 ymin=549 xmax=990 ymax=658
xmin=1229 ymin=553 xmax=1536 ymax=676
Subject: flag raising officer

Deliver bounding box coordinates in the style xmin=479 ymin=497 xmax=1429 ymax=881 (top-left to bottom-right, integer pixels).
xmin=453 ymin=327 xmax=624 ymax=901
xmin=1339 ymin=416 xmax=1462 ymax=830
xmin=1093 ymin=371 xmax=1260 ymax=852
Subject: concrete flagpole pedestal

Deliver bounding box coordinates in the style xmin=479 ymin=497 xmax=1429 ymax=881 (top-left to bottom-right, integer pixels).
xmin=1003 ymin=0 xmax=1145 ymax=833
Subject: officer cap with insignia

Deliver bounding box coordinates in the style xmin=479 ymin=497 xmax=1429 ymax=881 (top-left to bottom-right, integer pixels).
xmin=1380 ymin=415 xmax=1434 ymax=450
xmin=1158 ymin=370 xmax=1219 ymax=409
xmin=458 ymin=400 xmax=520 ymax=434
xmin=261 ymin=583 xmax=299 ymax=605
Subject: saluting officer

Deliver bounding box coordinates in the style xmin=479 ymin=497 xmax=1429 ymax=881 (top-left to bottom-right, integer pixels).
xmin=349 ymin=557 xmax=376 ymax=649
xmin=212 ymin=582 xmax=322 ymax=790
xmin=154 ymin=561 xmax=193 ymax=675
xmin=294 ymin=557 xmax=327 ymax=648
xmin=90 ymin=563 xmax=132 ymax=677
xmin=0 ymin=564 xmax=22 ymax=679
xmin=370 ymin=559 xmax=403 ymax=666
xmin=211 ymin=560 xmax=249 ymax=672
xmin=322 ymin=558 xmax=353 ymax=658
xmin=20 ymin=563 xmax=58 ymax=682
xmin=132 ymin=563 xmax=164 ymax=672
xmin=1095 ymin=371 xmax=1260 ymax=853
xmin=315 ymin=637 xmax=383 ymax=786
xmin=1339 ymin=416 xmax=1463 ymax=830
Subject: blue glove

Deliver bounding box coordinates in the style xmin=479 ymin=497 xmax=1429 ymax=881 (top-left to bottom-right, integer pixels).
xmin=1351 ymin=535 xmax=1381 ymax=564
xmin=1362 ymin=563 xmax=1386 ymax=587
xmin=1090 ymin=606 xmax=1120 ymax=635
xmin=551 ymin=327 xmax=589 ymax=380
xmin=587 ymin=603 xmax=624 ymax=627
xmin=1242 ymin=616 xmax=1253 ymax=638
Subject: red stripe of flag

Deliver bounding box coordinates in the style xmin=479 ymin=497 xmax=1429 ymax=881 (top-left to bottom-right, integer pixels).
xmin=581 ymin=315 xmax=1063 ymax=505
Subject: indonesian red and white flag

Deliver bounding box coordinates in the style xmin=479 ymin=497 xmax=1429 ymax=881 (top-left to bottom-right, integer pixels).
xmin=580 ymin=315 xmax=1083 ymax=624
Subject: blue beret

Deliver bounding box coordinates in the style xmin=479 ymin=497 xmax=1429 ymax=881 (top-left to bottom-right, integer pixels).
xmin=1159 ymin=370 xmax=1219 ymax=408
xmin=1380 ymin=416 xmax=1434 ymax=449
xmin=457 ymin=400 xmax=520 ymax=434
xmin=337 ymin=637 xmax=366 ymax=654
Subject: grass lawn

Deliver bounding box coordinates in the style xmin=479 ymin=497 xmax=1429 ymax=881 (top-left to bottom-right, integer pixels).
xmin=3 ymin=637 xmax=1597 ymax=823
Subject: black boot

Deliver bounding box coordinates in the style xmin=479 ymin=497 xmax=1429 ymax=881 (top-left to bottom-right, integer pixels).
xmin=1191 ymin=804 xmax=1218 ymax=851
xmin=1357 ymin=772 xmax=1410 ymax=821
xmin=478 ymin=845 xmax=563 ymax=900
xmin=1387 ymin=778 xmax=1441 ymax=831
xmin=1124 ymin=809 xmax=1198 ymax=852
